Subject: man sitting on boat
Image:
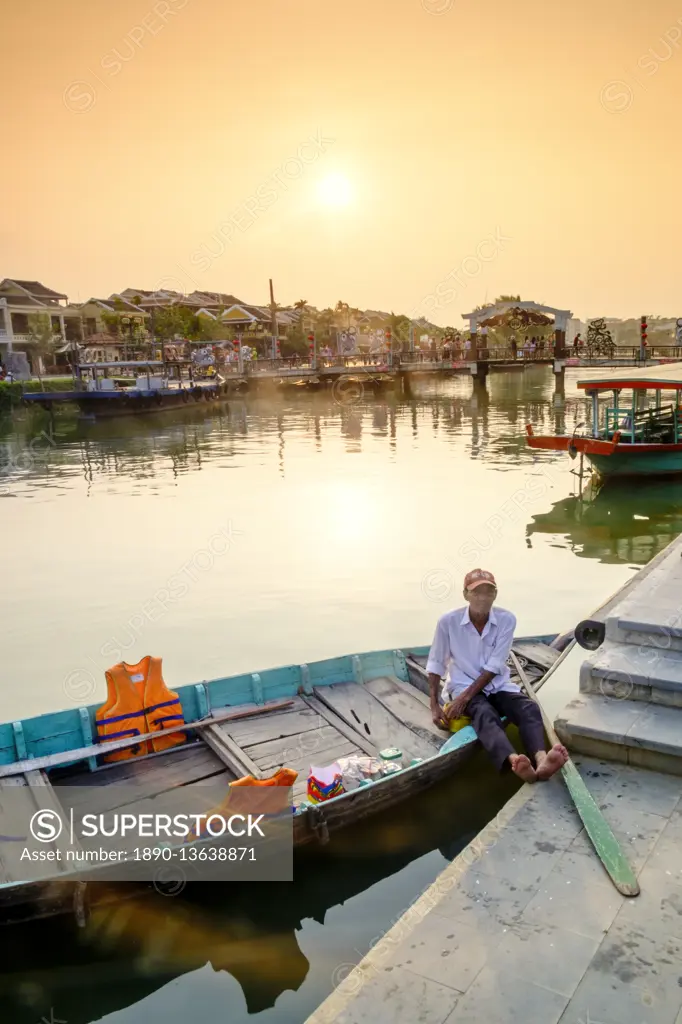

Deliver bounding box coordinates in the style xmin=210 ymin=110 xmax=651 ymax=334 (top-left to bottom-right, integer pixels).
xmin=426 ymin=569 xmax=568 ymax=783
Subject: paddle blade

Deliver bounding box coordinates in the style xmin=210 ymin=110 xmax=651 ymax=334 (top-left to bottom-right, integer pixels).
xmin=561 ymin=759 xmax=640 ymax=897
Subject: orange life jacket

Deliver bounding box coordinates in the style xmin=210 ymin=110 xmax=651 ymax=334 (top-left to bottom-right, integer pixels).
xmin=184 ymin=768 xmax=298 ymax=842
xmin=95 ymin=657 xmax=186 ymax=762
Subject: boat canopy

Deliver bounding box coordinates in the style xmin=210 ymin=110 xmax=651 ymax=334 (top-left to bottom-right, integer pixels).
xmin=578 ymin=364 xmax=682 ymax=392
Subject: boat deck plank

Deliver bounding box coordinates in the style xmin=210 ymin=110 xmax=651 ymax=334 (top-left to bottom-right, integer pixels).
xmin=0 ymin=771 xmax=78 ymax=885
xmin=62 ymin=771 xmax=236 ymax=857
xmin=56 ymin=741 xmax=231 ymax=818
xmin=364 ymin=676 xmax=446 ymax=748
xmin=313 ymin=682 xmax=440 ymax=762
xmin=225 ymin=698 xmax=324 ymax=748
xmin=243 ymin=714 xmax=365 ymax=801
xmin=250 ymin=725 xmax=340 ymax=770
xmin=512 ymin=641 xmax=560 ymax=672
xmin=201 ymin=725 xmax=263 ymax=779
xmin=302 ymin=695 xmax=379 ymax=758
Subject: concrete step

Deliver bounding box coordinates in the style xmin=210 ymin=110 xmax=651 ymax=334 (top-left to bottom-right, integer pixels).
xmin=604 ymin=545 xmax=682 ymax=651
xmin=605 ymin=614 xmax=682 ymax=653
xmin=555 ymin=693 xmax=682 ymax=776
xmin=579 ymin=640 xmax=682 ymax=709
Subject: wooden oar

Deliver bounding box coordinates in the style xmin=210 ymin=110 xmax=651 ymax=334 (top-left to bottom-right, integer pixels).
xmin=510 ymin=651 xmax=639 ymax=897
xmin=0 ymin=699 xmax=295 ymax=779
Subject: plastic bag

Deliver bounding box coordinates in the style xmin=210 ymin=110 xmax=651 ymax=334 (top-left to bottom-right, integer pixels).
xmin=336 ymin=755 xmax=384 ymax=790
xmin=307 ymin=762 xmax=345 ymax=803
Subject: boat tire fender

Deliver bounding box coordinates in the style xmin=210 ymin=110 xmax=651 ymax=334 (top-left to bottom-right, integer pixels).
xmin=181 ymin=390 xmax=190 ymax=403
xmin=575 ymin=619 xmax=606 ymax=651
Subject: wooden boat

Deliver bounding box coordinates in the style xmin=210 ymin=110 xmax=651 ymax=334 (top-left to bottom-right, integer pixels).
xmin=0 ymin=635 xmax=569 ymax=925
xmin=22 ymin=361 xmax=233 ymax=419
xmin=526 ymin=363 xmax=682 ymax=479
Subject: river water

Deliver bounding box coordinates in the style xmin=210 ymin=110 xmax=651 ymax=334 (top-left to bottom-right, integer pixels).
xmin=1 ymin=365 xmax=680 ymax=1023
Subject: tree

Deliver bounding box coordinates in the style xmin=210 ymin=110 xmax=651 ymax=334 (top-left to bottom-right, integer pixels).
xmin=316 ymin=308 xmax=336 ymax=342
xmin=27 ymin=313 xmax=58 ymax=383
xmin=472 ymin=295 xmax=521 ymax=314
xmin=153 ymin=306 xmax=200 ymax=342
xmin=335 ymin=300 xmax=351 ymax=330
xmin=282 ymin=299 xmax=312 ymax=357
xmin=101 ymin=311 xmax=148 ymax=357
xmin=100 ymin=312 xmax=122 ymax=337
xmin=197 ymin=312 xmax=228 ymax=342
xmin=388 ymin=312 xmax=411 ymax=346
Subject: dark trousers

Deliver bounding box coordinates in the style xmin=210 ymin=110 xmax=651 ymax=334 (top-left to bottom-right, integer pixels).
xmin=467 ymin=691 xmax=546 ymax=773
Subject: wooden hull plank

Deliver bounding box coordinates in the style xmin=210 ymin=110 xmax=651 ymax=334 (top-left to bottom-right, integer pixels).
xmin=313 ymin=682 xmax=439 ymax=761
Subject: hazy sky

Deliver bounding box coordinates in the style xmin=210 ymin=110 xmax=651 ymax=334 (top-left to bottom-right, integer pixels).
xmin=4 ymin=0 xmax=682 ymax=325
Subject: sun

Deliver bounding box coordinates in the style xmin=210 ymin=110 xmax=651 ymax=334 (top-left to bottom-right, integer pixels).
xmin=316 ymin=172 xmax=353 ymax=208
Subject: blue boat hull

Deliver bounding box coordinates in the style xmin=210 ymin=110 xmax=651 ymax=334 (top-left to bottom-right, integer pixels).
xmin=588 ymin=445 xmax=682 ymax=478
xmin=23 ymin=382 xmax=232 ymax=418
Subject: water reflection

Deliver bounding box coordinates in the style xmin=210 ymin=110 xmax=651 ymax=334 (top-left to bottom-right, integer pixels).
xmin=0 ymin=375 xmax=587 ymax=495
xmin=527 ymin=480 xmax=682 ymax=565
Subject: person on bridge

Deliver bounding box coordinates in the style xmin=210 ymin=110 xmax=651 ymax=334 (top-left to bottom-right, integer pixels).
xmin=426 ymin=569 xmax=569 ymax=783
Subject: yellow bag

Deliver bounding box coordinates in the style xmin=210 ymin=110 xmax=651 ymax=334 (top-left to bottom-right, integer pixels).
xmin=442 ymin=702 xmax=472 ymax=734
xmin=449 ymin=716 xmax=472 ymax=733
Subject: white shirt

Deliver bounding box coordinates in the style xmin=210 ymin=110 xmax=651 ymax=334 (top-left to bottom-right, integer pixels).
xmin=426 ymin=605 xmax=519 ymax=700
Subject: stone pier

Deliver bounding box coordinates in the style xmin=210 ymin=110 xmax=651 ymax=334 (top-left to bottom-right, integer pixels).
xmin=556 ymin=533 xmax=682 ymax=774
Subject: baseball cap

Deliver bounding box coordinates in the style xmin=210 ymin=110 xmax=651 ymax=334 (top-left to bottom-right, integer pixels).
xmin=464 ymin=569 xmax=497 ymax=591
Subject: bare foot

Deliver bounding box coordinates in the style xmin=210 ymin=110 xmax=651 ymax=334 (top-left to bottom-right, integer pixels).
xmin=535 ymin=744 xmax=569 ymax=781
xmin=509 ymin=753 xmax=537 ymax=783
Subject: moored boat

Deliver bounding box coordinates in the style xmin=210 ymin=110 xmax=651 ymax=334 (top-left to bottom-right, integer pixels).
xmin=0 ymin=635 xmax=569 ymax=924
xmin=22 ymin=361 xmax=233 ymax=419
xmin=527 ymin=363 xmax=682 ymax=479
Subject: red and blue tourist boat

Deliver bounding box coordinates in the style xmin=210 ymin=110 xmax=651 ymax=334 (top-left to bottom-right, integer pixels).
xmin=526 ymin=364 xmax=682 ymax=479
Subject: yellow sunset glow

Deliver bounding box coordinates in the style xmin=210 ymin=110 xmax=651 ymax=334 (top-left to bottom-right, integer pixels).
xmin=317 ymin=173 xmax=353 ymax=209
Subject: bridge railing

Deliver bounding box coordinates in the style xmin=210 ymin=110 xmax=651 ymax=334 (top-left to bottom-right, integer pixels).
xmin=574 ymin=346 xmax=682 ymax=363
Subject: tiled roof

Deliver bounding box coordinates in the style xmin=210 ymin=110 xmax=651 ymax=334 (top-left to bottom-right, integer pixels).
xmin=188 ymin=291 xmax=245 ymax=307
xmin=4 ymin=294 xmax=45 ymax=307
xmin=11 ymin=279 xmax=67 ymax=300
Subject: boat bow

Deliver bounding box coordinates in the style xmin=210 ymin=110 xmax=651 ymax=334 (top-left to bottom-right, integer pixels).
xmin=525 ymin=424 xmax=621 ymax=456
